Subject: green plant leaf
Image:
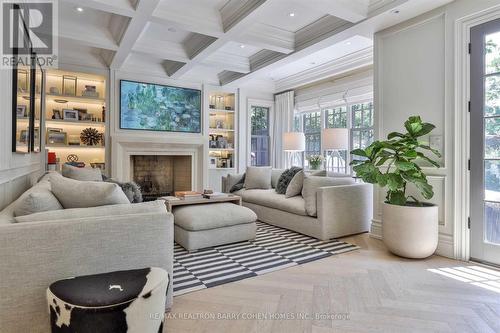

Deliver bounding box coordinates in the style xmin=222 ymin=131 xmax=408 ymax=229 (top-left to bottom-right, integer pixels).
xmin=395 ymin=160 xmax=416 ymax=171
xmin=352 ymin=162 xmax=380 ymax=184
xmin=416 ymin=152 xmax=440 ymax=168
xmin=387 ymin=132 xmax=405 ymax=139
xmin=413 ymin=179 xmax=434 ymax=199
xmin=404 ymin=116 xmax=423 ymax=136
xmin=387 ymin=190 xmax=406 ymax=205
xmin=415 ymin=123 xmax=435 ymax=137
xmin=351 ymin=148 xmax=367 ymax=158
xmin=386 ymin=173 xmax=404 ymax=191
xmin=418 ymin=144 xmax=442 ymax=157
xmin=402 ymin=150 xmax=418 ymax=159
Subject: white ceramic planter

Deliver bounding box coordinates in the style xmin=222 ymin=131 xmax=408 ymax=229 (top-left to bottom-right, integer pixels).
xmin=382 ymin=202 xmax=439 ymax=259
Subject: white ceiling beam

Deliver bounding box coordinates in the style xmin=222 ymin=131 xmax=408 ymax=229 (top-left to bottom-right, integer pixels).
xmin=110 ymin=0 xmax=161 ymax=69
xmin=169 ymin=0 xmax=276 ymax=79
xmin=62 ymin=0 xmax=136 ymax=17
xmin=301 ymin=0 xmax=369 ymax=23
xmin=132 ymin=39 xmax=189 ymax=63
xmin=238 ymin=23 xmax=294 ymax=54
xmin=151 ymin=9 xmax=223 ymax=38
xmin=57 ymin=26 xmax=119 ymax=51
xmin=203 ymin=52 xmax=250 ymax=73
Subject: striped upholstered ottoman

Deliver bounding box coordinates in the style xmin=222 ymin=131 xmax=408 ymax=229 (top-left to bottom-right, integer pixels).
xmin=47 ymin=267 xmax=169 ymax=333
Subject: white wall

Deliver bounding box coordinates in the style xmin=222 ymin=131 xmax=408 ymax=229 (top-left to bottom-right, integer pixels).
xmin=374 ymin=0 xmax=500 ymax=258
xmin=0 ymin=69 xmax=44 ymax=210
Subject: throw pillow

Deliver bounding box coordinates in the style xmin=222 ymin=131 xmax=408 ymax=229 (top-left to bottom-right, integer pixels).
xmin=285 ymin=170 xmax=304 ymax=198
xmin=105 ymin=179 xmax=143 ymax=203
xmin=13 ymin=190 xmax=63 ymax=217
xmin=229 ymin=174 xmax=246 ymax=193
xmin=244 ymin=167 xmax=272 ymax=189
xmin=275 ymin=167 xmax=302 ymax=194
xmin=51 ymin=176 xmax=130 ymax=209
xmin=271 ymin=169 xmax=286 ymax=188
xmin=62 ymin=164 xmax=103 ymax=182
xmin=302 ymin=175 xmax=355 ymax=216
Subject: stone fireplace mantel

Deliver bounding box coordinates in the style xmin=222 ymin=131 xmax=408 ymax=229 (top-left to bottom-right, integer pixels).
xmin=111 ymin=136 xmax=205 ymax=191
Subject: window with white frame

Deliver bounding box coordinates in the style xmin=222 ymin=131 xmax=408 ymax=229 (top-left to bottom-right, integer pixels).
xmin=250 ymin=105 xmax=270 ymax=166
xmin=324 ymin=106 xmax=348 ymax=173
xmin=351 ymin=102 xmax=374 ymax=150
xmin=303 ymin=111 xmax=321 ymax=168
xmin=294 ymin=101 xmax=374 ymax=173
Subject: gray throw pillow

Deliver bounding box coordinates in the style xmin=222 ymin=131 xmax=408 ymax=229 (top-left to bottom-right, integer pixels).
xmin=51 ymin=176 xmax=130 ymax=209
xmin=276 ymin=167 xmax=302 ymax=194
xmin=62 ymin=164 xmax=103 ymax=182
xmin=229 ymin=174 xmax=245 ymax=193
xmin=13 ymin=190 xmax=63 ymax=217
xmin=285 ymin=170 xmax=304 ymax=198
xmin=271 ymin=169 xmax=286 ymax=188
xmin=244 ymin=167 xmax=272 ymax=189
xmin=105 ymin=179 xmax=143 ymax=203
xmin=302 ymin=176 xmax=355 ymax=216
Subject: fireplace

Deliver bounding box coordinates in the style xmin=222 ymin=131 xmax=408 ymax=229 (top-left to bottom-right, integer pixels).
xmin=131 ymin=155 xmax=192 ymax=201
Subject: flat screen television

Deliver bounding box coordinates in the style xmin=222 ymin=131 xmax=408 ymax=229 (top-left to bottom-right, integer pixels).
xmin=120 ymin=80 xmax=201 ymax=133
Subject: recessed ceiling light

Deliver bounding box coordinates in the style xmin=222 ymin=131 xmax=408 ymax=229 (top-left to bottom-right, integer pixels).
xmin=240 ymin=44 xmax=245 ymax=48
xmin=391 ymin=9 xmax=400 ymax=14
xmin=345 ymin=41 xmax=351 ymax=45
xmin=289 ymin=12 xmax=295 ymax=17
xmin=76 ymin=7 xmax=83 ymax=12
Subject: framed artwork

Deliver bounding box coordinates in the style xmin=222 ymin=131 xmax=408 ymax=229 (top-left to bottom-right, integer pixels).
xmin=120 ymin=79 xmax=201 ymax=133
xmin=52 ymin=110 xmax=61 ymax=119
xmin=63 ymin=109 xmax=79 ymax=121
xmin=209 ymin=157 xmax=218 ymax=169
xmin=16 ymin=105 xmax=27 ymax=118
xmin=47 ymin=131 xmax=67 ymax=145
xmin=62 ymin=75 xmax=77 ymax=96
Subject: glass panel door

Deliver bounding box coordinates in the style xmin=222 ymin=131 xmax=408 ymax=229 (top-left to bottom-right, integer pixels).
xmin=470 ymin=18 xmax=500 ymax=265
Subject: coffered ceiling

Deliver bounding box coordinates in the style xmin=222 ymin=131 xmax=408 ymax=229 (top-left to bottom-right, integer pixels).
xmin=57 ymin=0 xmax=453 ymax=86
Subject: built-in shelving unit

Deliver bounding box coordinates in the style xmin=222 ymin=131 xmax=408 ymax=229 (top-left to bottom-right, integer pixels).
xmin=44 ymin=69 xmax=107 ymax=170
xmin=207 ymin=91 xmax=236 ymax=170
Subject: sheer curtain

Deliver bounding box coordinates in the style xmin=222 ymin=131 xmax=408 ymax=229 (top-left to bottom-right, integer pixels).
xmin=272 ymin=91 xmax=294 ymax=168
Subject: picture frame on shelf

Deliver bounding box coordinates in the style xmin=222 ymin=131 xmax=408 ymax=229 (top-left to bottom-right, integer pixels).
xmin=19 ymin=129 xmax=29 ymax=144
xmin=16 ymin=105 xmax=27 ymax=118
xmin=209 ymin=157 xmax=218 ymax=169
xmin=62 ymin=75 xmax=77 ymax=96
xmin=47 ymin=131 xmax=67 ymax=145
xmin=90 ymin=163 xmax=105 ymax=170
xmin=52 ymin=110 xmax=61 ymax=119
xmin=63 ymin=109 xmax=79 ymax=121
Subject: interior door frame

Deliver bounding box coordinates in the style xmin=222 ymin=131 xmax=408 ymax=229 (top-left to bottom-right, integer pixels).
xmin=469 ymin=18 xmax=500 ymax=264
xmin=454 ymin=5 xmax=500 ymax=261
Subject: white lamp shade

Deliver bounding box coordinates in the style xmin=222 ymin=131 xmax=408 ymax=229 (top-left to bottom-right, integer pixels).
xmin=283 ymin=132 xmax=305 ymax=151
xmin=322 ymin=128 xmax=348 ymax=150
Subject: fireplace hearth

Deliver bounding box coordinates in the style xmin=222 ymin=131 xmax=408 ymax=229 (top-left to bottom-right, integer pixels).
xmin=131 ymin=155 xmax=192 ymax=201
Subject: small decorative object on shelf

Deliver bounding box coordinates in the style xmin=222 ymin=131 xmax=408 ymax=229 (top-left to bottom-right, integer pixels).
xmin=68 ymin=135 xmax=81 ymax=146
xmin=52 ymin=110 xmax=61 ymax=119
xmin=307 ymin=155 xmax=324 ymax=170
xmin=80 ymin=127 xmax=101 ymax=146
xmin=47 ymin=131 xmax=67 ymax=145
xmin=102 ymin=105 xmax=105 ymax=122
xmin=62 ymin=75 xmax=77 ymax=96
xmin=49 ymin=86 xmax=59 ymax=95
xmin=82 ymin=85 xmax=99 ymax=98
xmin=67 ymin=154 xmax=79 ymax=163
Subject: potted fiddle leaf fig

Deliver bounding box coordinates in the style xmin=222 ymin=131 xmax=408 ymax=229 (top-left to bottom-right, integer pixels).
xmin=350 ymin=116 xmax=441 ymax=258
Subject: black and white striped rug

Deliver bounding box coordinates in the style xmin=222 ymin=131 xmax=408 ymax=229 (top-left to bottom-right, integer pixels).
xmin=173 ymin=221 xmax=359 ymax=296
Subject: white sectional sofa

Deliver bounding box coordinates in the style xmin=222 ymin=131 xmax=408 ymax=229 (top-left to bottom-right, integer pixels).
xmin=0 ymin=173 xmax=174 ymax=333
xmin=222 ymin=169 xmax=373 ymax=240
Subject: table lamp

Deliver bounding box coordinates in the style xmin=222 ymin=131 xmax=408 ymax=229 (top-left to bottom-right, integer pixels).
xmin=322 ymin=128 xmax=348 ymax=173
xmin=283 ymin=132 xmax=305 ymax=167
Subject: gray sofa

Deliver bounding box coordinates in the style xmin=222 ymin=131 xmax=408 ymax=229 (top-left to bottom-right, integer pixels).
xmin=0 ymin=173 xmax=174 ymax=333
xmin=222 ymin=169 xmax=372 ymax=240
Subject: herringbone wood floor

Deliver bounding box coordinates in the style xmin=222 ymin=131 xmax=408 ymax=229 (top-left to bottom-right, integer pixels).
xmin=165 ymin=234 xmax=500 ymax=333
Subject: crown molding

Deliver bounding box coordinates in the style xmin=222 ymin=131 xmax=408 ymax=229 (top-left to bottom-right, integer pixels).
xmin=275 ymin=46 xmax=373 ymax=92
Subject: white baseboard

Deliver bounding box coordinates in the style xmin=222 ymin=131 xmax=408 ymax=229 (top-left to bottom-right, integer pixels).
xmin=369 ymin=220 xmax=454 ymax=259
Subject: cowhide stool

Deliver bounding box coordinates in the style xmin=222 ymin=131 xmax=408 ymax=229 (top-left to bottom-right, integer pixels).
xmin=47 ymin=267 xmax=169 ymax=333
